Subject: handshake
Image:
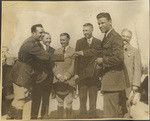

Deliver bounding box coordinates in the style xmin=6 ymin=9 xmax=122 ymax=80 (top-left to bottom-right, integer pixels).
xmin=56 ymin=74 xmax=68 ymax=82
xmin=73 ymin=51 xmax=84 ymax=57
xmin=73 ymin=51 xmax=103 ymax=64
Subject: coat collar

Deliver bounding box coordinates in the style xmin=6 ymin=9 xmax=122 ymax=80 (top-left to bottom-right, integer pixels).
xmin=102 ymin=28 xmax=115 ymax=46
xmin=60 ymin=45 xmax=71 ymax=52
xmin=83 ymin=37 xmax=96 ymax=46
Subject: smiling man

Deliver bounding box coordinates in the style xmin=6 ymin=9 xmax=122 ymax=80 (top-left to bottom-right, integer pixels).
xmin=95 ymin=13 xmax=130 ymax=118
xmin=53 ymin=33 xmax=76 ymax=119
xmin=121 ymin=28 xmax=142 ymax=99
xmin=8 ymin=24 xmax=52 ymax=119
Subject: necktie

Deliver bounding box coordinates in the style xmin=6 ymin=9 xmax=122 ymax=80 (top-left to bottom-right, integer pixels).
xmin=63 ymin=47 xmax=66 ymax=54
xmin=46 ymin=46 xmax=49 ymax=52
xmin=87 ymin=39 xmax=90 ymax=45
xmin=103 ymin=33 xmax=106 ymax=40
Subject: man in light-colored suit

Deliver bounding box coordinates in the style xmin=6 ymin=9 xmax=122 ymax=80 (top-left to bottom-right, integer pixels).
xmin=121 ymin=29 xmax=142 ymax=97
xmin=53 ymin=33 xmax=76 ymax=119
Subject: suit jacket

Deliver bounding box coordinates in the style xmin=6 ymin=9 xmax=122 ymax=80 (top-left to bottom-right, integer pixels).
xmin=11 ymin=36 xmax=63 ymax=88
xmin=124 ymin=44 xmax=142 ymax=96
xmin=74 ymin=37 xmax=102 ymax=86
xmin=33 ymin=46 xmax=55 ymax=88
xmin=101 ymin=29 xmax=130 ymax=91
xmin=53 ymin=46 xmax=76 ymax=92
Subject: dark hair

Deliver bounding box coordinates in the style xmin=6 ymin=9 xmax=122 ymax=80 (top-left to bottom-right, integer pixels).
xmin=60 ymin=33 xmax=70 ymax=39
xmin=83 ymin=23 xmax=93 ymax=28
xmin=31 ymin=24 xmax=43 ymax=33
xmin=96 ymin=12 xmax=112 ymax=21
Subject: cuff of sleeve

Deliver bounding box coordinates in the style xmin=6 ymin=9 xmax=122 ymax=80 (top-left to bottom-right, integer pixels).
xmin=57 ymin=74 xmax=62 ymax=78
xmin=65 ymin=73 xmax=72 ymax=80
xmin=81 ymin=51 xmax=84 ymax=56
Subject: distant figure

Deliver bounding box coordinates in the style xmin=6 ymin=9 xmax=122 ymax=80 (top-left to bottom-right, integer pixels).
xmin=53 ymin=33 xmax=76 ymax=119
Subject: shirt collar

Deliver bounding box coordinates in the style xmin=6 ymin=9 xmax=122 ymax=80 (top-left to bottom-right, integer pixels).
xmin=86 ymin=36 xmax=93 ymax=44
xmin=40 ymin=41 xmax=46 ymax=50
xmin=63 ymin=45 xmax=70 ymax=51
xmin=105 ymin=28 xmax=113 ymax=37
xmin=124 ymin=44 xmax=131 ymax=51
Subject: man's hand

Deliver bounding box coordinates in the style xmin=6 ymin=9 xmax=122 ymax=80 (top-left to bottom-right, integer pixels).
xmin=74 ymin=75 xmax=79 ymax=80
xmin=132 ymin=86 xmax=139 ymax=92
xmin=128 ymin=90 xmax=140 ymax=105
xmin=36 ymin=72 xmax=47 ymax=84
xmin=74 ymin=75 xmax=79 ymax=83
xmin=73 ymin=51 xmax=84 ymax=57
xmin=61 ymin=75 xmax=68 ymax=82
xmin=56 ymin=74 xmax=68 ymax=82
xmin=5 ymin=94 xmax=14 ymax=100
xmin=95 ymin=58 xmax=103 ymax=65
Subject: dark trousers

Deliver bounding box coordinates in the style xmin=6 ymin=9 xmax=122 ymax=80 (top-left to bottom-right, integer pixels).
xmin=103 ymin=90 xmax=127 ymax=118
xmin=78 ymin=84 xmax=98 ymax=117
xmin=31 ymin=83 xmax=51 ymax=119
xmin=2 ymin=96 xmax=13 ymax=116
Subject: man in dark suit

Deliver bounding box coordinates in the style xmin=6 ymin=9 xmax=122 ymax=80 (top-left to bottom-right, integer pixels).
xmin=8 ymin=24 xmax=63 ymax=119
xmin=74 ymin=23 xmax=102 ymax=118
xmin=95 ymin=12 xmax=130 ymax=118
xmin=30 ymin=32 xmax=55 ymax=119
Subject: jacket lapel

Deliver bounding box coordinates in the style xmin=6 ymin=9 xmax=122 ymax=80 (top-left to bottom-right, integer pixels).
xmin=102 ymin=29 xmax=114 ymax=47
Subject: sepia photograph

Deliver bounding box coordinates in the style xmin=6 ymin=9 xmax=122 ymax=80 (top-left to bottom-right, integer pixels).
xmin=1 ymin=0 xmax=149 ymax=120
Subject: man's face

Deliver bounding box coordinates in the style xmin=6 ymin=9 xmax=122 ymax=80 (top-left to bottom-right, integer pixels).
xmin=97 ymin=17 xmax=111 ymax=33
xmin=33 ymin=27 xmax=44 ymax=40
xmin=60 ymin=35 xmax=69 ymax=47
xmin=42 ymin=34 xmax=51 ymax=46
xmin=121 ymin=31 xmax=132 ymax=45
xmin=83 ymin=26 xmax=93 ymax=39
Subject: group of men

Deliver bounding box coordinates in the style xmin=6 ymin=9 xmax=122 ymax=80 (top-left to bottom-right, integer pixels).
xmin=2 ymin=12 xmax=142 ymax=119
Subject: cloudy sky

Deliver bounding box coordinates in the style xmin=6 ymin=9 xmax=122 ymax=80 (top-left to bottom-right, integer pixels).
xmin=2 ymin=0 xmax=149 ymax=65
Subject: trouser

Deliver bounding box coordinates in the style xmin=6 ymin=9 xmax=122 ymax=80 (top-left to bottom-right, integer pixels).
xmin=2 ymin=90 xmax=13 ymax=116
xmin=31 ymin=83 xmax=51 ymax=119
xmin=78 ymin=84 xmax=98 ymax=117
xmin=103 ymin=90 xmax=127 ymax=118
xmin=8 ymin=83 xmax=27 ymax=119
xmin=56 ymin=92 xmax=74 ymax=109
xmin=56 ymin=92 xmax=74 ymax=118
